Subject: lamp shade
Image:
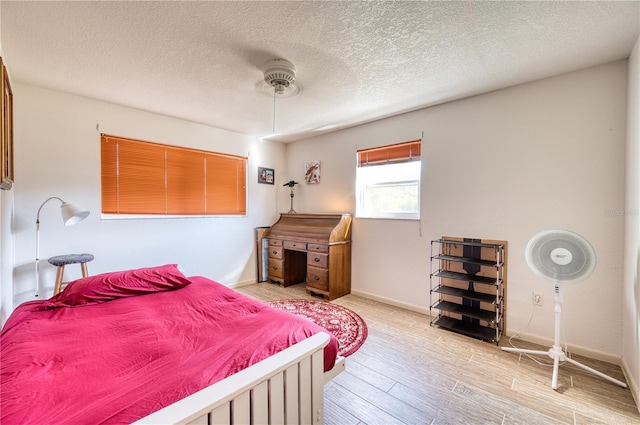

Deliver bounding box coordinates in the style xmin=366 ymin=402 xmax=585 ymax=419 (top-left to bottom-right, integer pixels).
xmin=60 ymin=202 xmax=90 ymax=226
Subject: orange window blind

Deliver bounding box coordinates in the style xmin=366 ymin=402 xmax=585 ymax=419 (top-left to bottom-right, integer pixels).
xmin=101 ymin=134 xmax=247 ymax=215
xmin=205 ymin=154 xmax=247 ymax=215
xmin=357 ymin=139 xmax=421 ymax=167
xmin=166 ymin=147 xmax=206 ymax=215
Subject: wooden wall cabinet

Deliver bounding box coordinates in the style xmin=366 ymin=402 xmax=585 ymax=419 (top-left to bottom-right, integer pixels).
xmin=429 ymin=237 xmax=507 ymax=345
xmin=267 ymin=213 xmax=352 ymax=300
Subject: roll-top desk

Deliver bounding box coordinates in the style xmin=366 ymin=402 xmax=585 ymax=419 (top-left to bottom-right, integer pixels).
xmin=266 ymin=213 xmax=352 ymax=300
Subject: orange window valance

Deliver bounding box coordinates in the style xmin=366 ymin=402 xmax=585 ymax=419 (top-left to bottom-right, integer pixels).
xmin=357 ymin=139 xmax=421 ymax=167
xmin=101 ymin=134 xmax=247 ymax=215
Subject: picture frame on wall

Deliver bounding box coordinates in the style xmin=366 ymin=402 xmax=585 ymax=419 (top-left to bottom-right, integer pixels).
xmin=304 ymin=160 xmax=320 ymax=184
xmin=0 ymin=57 xmax=13 ymax=190
xmin=258 ymin=167 xmax=274 ymax=185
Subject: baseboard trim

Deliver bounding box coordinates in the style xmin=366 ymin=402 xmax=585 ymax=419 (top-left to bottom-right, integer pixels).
xmin=349 ymin=289 xmax=626 ymax=368
xmin=227 ymin=279 xmax=259 ymax=289
xmin=350 ymin=289 xmax=430 ymax=315
xmin=502 ymin=330 xmax=622 ymax=365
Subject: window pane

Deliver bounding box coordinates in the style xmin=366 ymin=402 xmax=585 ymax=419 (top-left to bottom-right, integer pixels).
xmin=356 ymin=161 xmax=421 ymax=219
xmin=364 ymin=182 xmax=419 ymax=214
xmin=361 ymin=161 xmax=420 ymax=183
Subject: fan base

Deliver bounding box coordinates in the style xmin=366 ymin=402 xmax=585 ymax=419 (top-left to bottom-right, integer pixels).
xmin=501 ymin=345 xmax=627 ymax=390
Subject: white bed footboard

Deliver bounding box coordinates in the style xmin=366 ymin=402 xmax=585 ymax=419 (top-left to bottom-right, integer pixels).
xmin=134 ymin=332 xmax=339 ymax=425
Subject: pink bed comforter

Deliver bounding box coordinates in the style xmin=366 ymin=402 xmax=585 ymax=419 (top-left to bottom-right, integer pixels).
xmin=1 ymin=277 xmax=338 ymax=424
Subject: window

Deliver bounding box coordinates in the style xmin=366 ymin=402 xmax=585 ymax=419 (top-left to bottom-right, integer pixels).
xmin=101 ymin=134 xmax=247 ymax=216
xmin=356 ymin=140 xmax=421 ymax=219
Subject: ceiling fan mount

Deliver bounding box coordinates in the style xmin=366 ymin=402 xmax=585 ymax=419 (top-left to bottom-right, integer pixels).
xmin=263 ymin=59 xmax=297 ymax=96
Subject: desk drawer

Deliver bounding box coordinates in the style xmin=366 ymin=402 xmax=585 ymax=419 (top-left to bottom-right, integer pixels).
xmin=268 ymin=258 xmax=284 ymax=278
xmin=307 ymin=252 xmax=328 ymax=268
xmin=268 ymin=239 xmax=283 ymax=247
xmin=308 ymin=244 xmax=329 ymax=253
xmin=307 ymin=266 xmax=328 ymax=291
xmin=268 ymin=246 xmax=283 ymax=259
xmin=284 ymin=240 xmax=307 ymax=251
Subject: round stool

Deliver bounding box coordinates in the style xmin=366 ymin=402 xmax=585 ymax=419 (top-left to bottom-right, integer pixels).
xmin=48 ymin=253 xmax=94 ymax=295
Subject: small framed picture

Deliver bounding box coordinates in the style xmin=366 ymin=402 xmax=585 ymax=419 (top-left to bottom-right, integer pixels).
xmin=305 ymin=160 xmax=320 ymax=184
xmin=258 ymin=167 xmax=274 ymax=185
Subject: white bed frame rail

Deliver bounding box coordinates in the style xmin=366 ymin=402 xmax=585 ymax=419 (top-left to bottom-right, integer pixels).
xmin=134 ymin=332 xmax=339 ymax=425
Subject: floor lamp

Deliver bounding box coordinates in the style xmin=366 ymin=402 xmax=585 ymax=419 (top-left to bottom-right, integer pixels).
xmin=35 ymin=197 xmax=90 ymax=297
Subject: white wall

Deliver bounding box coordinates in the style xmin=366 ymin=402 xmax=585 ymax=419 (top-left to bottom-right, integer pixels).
xmin=10 ymin=84 xmax=284 ymax=306
xmin=623 ymin=35 xmax=640 ymax=406
xmin=287 ymin=61 xmax=628 ymax=359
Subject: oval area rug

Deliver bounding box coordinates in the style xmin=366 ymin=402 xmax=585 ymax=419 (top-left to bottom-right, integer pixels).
xmin=266 ymin=299 xmax=368 ymax=357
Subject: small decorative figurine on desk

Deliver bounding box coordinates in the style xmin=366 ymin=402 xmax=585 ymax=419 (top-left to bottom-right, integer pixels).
xmin=283 ymin=180 xmax=299 ymax=213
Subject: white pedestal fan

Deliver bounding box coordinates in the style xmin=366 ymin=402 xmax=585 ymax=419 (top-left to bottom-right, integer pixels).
xmin=502 ymin=230 xmax=627 ymax=390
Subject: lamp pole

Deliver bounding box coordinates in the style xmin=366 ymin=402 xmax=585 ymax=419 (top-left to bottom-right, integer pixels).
xmin=35 ymin=197 xmax=63 ymax=297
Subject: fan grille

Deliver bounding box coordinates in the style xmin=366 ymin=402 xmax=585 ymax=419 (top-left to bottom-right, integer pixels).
xmin=525 ymin=230 xmax=596 ymax=284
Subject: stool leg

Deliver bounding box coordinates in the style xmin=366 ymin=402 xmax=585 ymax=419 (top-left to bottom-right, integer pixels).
xmin=54 ymin=266 xmax=65 ymax=295
xmin=81 ymin=263 xmax=89 ymax=278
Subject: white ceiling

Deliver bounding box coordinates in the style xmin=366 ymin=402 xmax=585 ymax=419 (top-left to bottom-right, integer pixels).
xmin=1 ymin=1 xmax=639 ymax=143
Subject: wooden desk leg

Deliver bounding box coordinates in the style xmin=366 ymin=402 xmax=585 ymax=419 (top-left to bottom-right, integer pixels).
xmin=53 ymin=266 xmax=65 ymax=295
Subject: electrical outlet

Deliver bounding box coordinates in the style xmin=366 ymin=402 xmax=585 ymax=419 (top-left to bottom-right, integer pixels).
xmin=533 ymin=292 xmax=543 ymax=306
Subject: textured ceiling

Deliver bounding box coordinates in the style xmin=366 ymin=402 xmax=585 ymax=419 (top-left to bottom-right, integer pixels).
xmin=1 ymin=1 xmax=639 ymax=143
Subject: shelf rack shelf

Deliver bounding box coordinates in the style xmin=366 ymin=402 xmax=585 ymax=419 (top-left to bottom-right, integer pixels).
xmin=429 ymin=237 xmax=506 ymax=345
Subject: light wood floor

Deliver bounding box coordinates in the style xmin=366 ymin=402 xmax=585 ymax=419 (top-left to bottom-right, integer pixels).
xmin=237 ymin=282 xmax=640 ymax=425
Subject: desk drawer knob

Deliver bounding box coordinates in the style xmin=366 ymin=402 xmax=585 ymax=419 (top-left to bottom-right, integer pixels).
xmin=314 ymin=275 xmax=320 ymax=281
xmin=271 ymin=265 xmax=278 ymax=271
xmin=314 ymin=258 xmax=320 ymax=263
xmin=272 ymin=250 xmax=278 ymax=255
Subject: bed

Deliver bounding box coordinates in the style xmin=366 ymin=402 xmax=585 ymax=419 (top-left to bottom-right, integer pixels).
xmin=1 ymin=264 xmax=343 ymax=424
